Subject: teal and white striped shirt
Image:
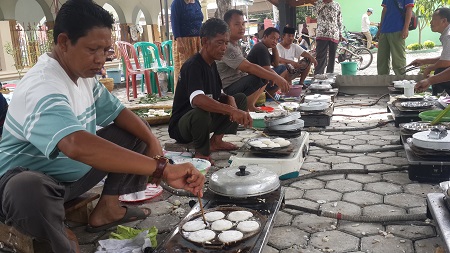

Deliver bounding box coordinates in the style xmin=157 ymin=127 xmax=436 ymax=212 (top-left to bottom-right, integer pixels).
xmin=0 ymin=53 xmax=125 ymax=182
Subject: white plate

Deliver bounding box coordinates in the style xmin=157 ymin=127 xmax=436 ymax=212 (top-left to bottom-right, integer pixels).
xmin=119 ymin=183 xmax=163 ymax=202
xmin=299 ymin=101 xmax=329 ymax=111
xmin=173 ymin=157 xmax=212 ymax=174
xmin=304 ymin=94 xmax=331 ymax=103
xmin=279 ymin=102 xmax=299 ymax=111
xmin=412 ymin=130 xmax=450 ymax=151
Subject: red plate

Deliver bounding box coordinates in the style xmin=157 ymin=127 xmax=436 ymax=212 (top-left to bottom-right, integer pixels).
xmin=119 ymin=183 xmax=163 ymax=203
xmin=257 ymin=106 xmax=274 ymax=112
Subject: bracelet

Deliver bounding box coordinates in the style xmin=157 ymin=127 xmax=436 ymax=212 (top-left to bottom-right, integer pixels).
xmin=151 ymin=155 xmax=169 ymax=186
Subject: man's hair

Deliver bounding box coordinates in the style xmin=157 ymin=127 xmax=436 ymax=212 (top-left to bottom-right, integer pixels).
xmin=224 ymin=9 xmax=243 ymax=24
xmin=200 ymin=18 xmax=229 ymax=41
xmin=436 ymin=8 xmax=450 ymax=23
xmin=53 ymin=0 xmax=114 ymax=44
xmin=263 ymin=27 xmax=280 ymax=37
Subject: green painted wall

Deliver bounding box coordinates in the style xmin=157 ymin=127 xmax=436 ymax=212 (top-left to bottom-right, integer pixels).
xmin=336 ymin=0 xmax=441 ymax=46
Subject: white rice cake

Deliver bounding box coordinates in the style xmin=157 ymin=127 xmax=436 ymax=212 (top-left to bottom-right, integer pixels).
xmin=218 ymin=230 xmax=244 ymax=243
xmin=228 ymin=210 xmax=253 ymax=222
xmin=236 ymin=220 xmax=260 ymax=232
xmin=211 ymin=219 xmax=233 ymax=231
xmin=182 ymin=220 xmax=206 ymax=232
xmin=188 ymin=229 xmax=216 ymax=243
xmin=204 ymin=211 xmax=225 ymax=222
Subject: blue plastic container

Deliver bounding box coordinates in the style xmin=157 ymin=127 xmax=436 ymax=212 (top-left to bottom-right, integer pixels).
xmin=106 ymin=68 xmax=122 ymax=84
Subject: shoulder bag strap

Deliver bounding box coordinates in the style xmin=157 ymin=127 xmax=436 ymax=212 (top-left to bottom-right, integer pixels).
xmin=393 ymin=0 xmax=406 ymax=17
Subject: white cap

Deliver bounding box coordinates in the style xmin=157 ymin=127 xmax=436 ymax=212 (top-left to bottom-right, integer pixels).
xmin=367 ymin=8 xmax=374 ymax=13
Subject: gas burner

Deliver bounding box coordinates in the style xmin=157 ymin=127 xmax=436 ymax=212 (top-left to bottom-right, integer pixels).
xmin=230 ymin=132 xmax=309 ymax=179
xmin=154 ymin=188 xmax=285 ymax=253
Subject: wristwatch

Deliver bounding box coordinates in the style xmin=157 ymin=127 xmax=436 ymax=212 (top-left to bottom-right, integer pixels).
xmin=150 ymin=155 xmax=169 ymax=186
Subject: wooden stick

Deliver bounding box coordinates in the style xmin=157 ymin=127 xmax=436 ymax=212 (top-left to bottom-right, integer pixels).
xmin=197 ymin=195 xmax=207 ymax=225
xmin=252 ymin=127 xmax=269 ymax=138
xmin=264 ymin=90 xmax=281 ymax=105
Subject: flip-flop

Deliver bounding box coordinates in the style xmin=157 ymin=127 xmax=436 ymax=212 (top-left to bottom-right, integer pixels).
xmin=85 ymin=206 xmax=151 ymax=233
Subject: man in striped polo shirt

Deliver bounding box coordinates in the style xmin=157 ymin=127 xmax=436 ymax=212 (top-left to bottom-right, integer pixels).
xmin=0 ymin=0 xmax=205 ymax=252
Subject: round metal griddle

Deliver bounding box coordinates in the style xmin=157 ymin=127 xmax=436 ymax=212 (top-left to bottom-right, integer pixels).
xmin=179 ymin=206 xmax=266 ymax=249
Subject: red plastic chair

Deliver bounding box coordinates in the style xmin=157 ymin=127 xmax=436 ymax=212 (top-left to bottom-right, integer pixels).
xmin=115 ymin=41 xmax=161 ymax=100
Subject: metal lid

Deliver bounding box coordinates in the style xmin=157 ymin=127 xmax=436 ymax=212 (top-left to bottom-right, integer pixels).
xmin=208 ymin=165 xmax=280 ymax=197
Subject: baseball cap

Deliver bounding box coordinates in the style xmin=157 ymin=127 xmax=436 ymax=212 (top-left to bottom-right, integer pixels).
xmin=367 ymin=8 xmax=374 ymax=13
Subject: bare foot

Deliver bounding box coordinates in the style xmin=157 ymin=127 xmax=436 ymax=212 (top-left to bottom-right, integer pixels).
xmin=194 ymin=153 xmax=215 ymax=166
xmin=66 ymin=228 xmax=81 ymax=253
xmin=210 ymin=139 xmax=238 ymax=152
xmin=88 ymin=195 xmax=150 ymax=228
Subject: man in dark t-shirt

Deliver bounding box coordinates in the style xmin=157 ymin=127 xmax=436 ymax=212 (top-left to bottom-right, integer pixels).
xmin=247 ymin=27 xmax=290 ymax=97
xmin=169 ymin=18 xmax=252 ymax=164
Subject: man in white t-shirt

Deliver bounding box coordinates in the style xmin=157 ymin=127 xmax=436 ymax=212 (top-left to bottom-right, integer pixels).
xmin=276 ymin=27 xmax=317 ymax=86
xmin=362 ymin=8 xmax=375 ymax=49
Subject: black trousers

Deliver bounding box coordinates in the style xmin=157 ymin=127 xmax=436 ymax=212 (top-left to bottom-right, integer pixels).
xmin=314 ymin=39 xmax=338 ymax=75
xmin=432 ymin=67 xmax=450 ymax=96
xmin=176 ymin=93 xmax=247 ymax=156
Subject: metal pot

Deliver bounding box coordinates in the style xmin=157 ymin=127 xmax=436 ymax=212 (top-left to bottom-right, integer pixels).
xmin=208 ymin=165 xmax=280 ymax=198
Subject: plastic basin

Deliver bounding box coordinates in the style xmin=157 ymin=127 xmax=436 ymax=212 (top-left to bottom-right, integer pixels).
xmin=341 ymin=62 xmax=358 ymax=75
xmin=419 ymin=110 xmax=450 ymax=122
xmin=284 ymin=85 xmax=303 ymax=97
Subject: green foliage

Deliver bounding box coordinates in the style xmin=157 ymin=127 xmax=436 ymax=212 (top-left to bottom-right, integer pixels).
xmin=415 ymin=0 xmax=450 ymax=43
xmin=110 ymin=225 xmax=158 ymax=247
xmin=407 ymin=43 xmax=424 ymax=50
xmin=4 ymin=42 xmax=25 ymax=78
xmin=296 ymin=6 xmax=314 ymax=25
xmin=423 ymin=40 xmax=436 ymax=48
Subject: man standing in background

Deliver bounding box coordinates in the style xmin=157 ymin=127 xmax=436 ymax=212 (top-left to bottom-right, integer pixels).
xmin=377 ymin=0 xmax=414 ymax=75
xmin=313 ymin=0 xmax=343 ymax=76
xmin=362 ymin=8 xmax=375 ymax=49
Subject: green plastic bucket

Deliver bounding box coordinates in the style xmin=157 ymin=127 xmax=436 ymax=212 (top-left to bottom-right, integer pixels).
xmin=341 ymin=62 xmax=358 ymax=75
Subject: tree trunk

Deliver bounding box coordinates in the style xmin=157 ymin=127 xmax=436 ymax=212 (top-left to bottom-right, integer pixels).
xmin=215 ymin=0 xmax=232 ymax=19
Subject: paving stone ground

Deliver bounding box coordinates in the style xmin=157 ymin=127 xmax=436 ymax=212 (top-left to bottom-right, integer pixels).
xmin=64 ymin=81 xmax=448 ymax=253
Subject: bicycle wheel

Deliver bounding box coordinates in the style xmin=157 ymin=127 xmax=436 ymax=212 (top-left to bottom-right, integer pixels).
xmin=350 ymin=47 xmax=373 ymax=70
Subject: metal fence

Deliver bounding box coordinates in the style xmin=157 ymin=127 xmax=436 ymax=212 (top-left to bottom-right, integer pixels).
xmin=8 ymin=22 xmax=52 ymax=69
xmin=7 ymin=22 xmax=140 ymax=69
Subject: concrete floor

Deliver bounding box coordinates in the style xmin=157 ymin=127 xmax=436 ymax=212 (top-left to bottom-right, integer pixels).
xmin=61 ymin=85 xmax=446 ymax=253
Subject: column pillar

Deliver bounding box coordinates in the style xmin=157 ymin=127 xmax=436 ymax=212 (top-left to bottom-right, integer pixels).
xmin=201 ymin=0 xmax=208 ymax=21
xmin=0 ymin=20 xmax=17 ymax=72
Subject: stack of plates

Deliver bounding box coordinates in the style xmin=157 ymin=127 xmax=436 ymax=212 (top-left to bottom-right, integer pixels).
xmin=299 ymin=101 xmax=329 ymax=111
xmin=264 ymin=111 xmax=303 ymax=131
xmin=304 ymin=94 xmax=332 ymax=103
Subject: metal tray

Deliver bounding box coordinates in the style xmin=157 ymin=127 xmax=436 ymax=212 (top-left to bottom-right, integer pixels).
xmin=247 ymin=138 xmax=291 ymax=150
xmin=179 ymin=206 xmax=266 ymax=248
xmin=264 ymin=112 xmax=301 ymax=127
xmin=400 ymin=101 xmax=435 ymax=108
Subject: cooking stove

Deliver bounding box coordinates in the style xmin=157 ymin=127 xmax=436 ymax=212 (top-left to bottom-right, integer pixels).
xmin=229 ymin=132 xmax=309 ymax=180
xmin=426 ymin=193 xmax=450 ymax=253
xmin=387 ymin=101 xmax=430 ymax=127
xmin=154 ymin=187 xmax=285 ymax=253
xmin=402 ymin=137 xmax=450 ymax=182
xmin=388 ymin=86 xmax=403 ymax=95
xmin=300 ymin=105 xmax=334 ymax=127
